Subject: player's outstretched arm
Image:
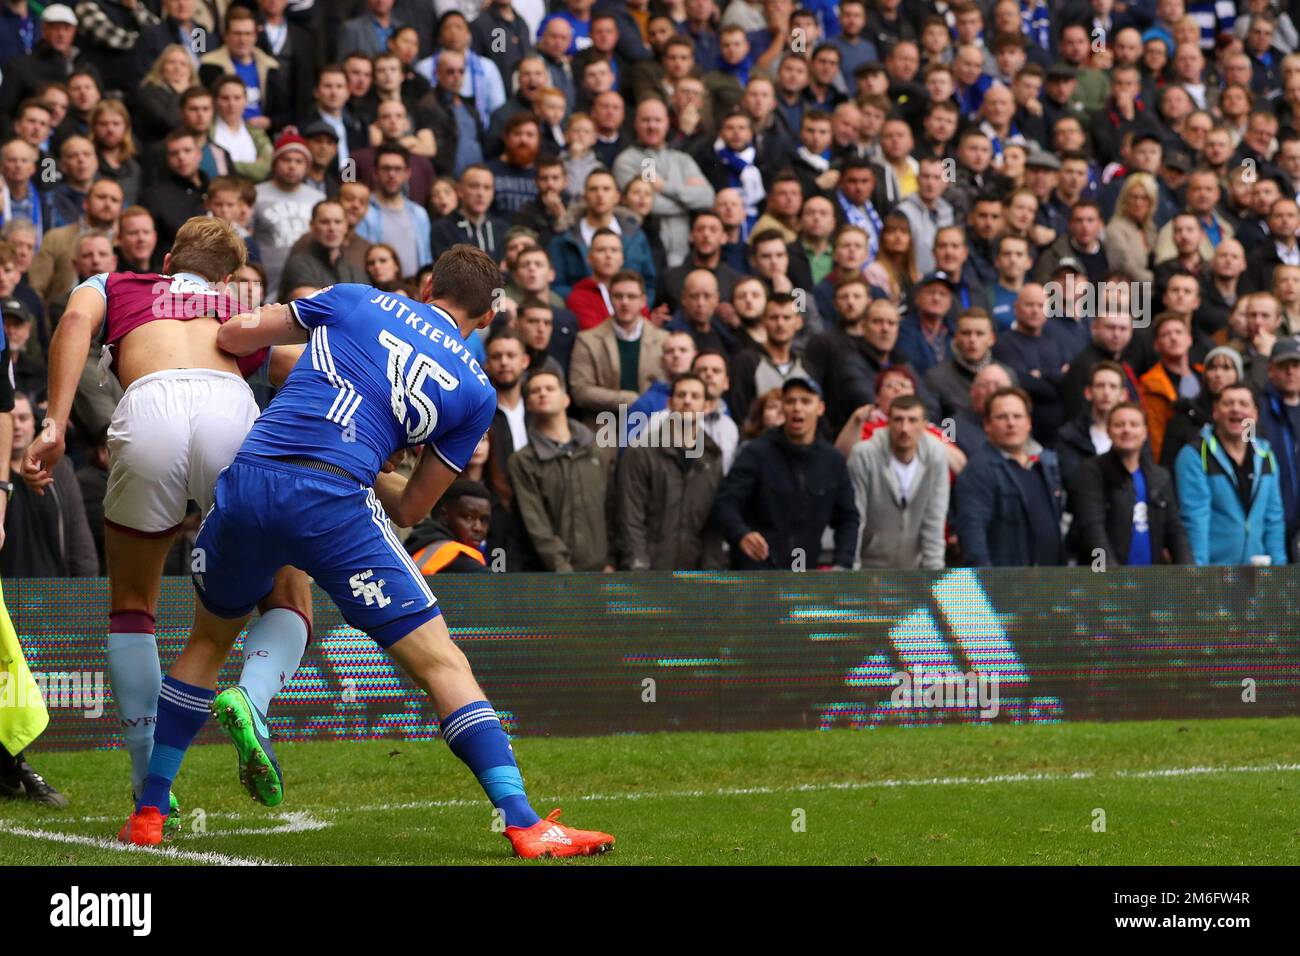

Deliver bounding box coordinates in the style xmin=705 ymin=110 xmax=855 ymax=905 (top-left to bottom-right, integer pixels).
xmin=379 ymin=447 xmax=461 ymax=529
xmin=23 ymin=286 xmax=106 ymax=489
xmin=219 ymin=303 xmax=310 ymax=356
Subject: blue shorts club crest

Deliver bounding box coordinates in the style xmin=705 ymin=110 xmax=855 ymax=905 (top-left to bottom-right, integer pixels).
xmin=192 ymin=454 xmax=441 ymax=648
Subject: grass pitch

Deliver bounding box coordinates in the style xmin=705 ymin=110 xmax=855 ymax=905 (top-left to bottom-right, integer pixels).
xmin=2 ymin=718 xmax=1297 ymax=865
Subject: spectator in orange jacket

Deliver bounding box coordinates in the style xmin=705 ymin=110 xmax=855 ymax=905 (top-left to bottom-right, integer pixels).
xmin=1140 ymin=312 xmax=1205 ymax=463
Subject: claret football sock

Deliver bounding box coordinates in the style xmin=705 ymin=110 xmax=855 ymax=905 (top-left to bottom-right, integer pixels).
xmin=138 ymin=676 xmax=213 ymax=813
xmin=107 ymin=611 xmax=162 ymax=797
xmin=239 ymin=607 xmax=309 ymax=714
xmin=440 ymin=700 xmax=541 ymax=829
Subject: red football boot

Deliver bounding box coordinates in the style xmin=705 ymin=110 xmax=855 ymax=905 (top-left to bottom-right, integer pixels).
xmin=504 ymin=809 xmax=615 ymax=859
xmin=117 ymin=805 xmax=167 ymax=846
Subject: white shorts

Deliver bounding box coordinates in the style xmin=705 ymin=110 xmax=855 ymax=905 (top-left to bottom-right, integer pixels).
xmin=104 ymin=369 xmax=260 ymax=536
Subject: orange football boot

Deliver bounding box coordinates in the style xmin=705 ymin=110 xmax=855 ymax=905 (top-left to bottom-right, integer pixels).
xmin=117 ymin=805 xmax=167 ymax=846
xmin=504 ymin=809 xmax=615 ymax=859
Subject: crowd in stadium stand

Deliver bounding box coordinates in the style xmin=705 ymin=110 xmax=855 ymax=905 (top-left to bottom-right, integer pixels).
xmin=5 ymin=0 xmax=1300 ymax=574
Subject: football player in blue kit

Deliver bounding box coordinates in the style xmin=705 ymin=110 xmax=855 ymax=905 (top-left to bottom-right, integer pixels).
xmin=119 ymin=245 xmax=615 ymax=859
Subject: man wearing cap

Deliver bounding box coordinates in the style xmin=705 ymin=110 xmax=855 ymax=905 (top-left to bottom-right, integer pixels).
xmin=2 ymin=297 xmax=42 ymax=397
xmin=252 ymin=129 xmax=320 ymax=298
xmin=1040 ymin=62 xmax=1088 ymax=144
xmin=897 ymin=270 xmax=955 ymax=377
xmin=712 ymin=373 xmax=858 ymax=571
xmin=0 ymin=5 xmax=91 ymax=119
xmin=299 ymin=120 xmax=341 ymax=197
xmin=1022 ymin=150 xmax=1067 ymax=238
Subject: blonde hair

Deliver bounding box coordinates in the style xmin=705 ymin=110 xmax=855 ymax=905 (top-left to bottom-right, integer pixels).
xmin=1114 ymin=171 xmax=1158 ymax=228
xmin=142 ymin=43 xmax=199 ymax=92
xmin=169 ymin=216 xmax=247 ymax=281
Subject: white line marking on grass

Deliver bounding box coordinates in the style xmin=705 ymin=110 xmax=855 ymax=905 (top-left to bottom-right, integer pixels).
xmin=27 ymin=762 xmax=1300 ymax=827
xmin=1117 ymin=762 xmax=1300 ymax=779
xmin=205 ymin=811 xmax=330 ymax=837
xmin=1 ymin=826 xmax=279 ymax=866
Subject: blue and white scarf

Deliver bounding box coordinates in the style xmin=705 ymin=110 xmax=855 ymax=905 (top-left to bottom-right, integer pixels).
xmin=716 ymin=139 xmax=765 ymax=235
xmin=837 ymin=189 xmax=882 ymax=262
xmin=1020 ymin=0 xmax=1051 ymax=52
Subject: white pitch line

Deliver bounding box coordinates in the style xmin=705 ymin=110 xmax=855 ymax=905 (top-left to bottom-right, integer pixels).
xmin=18 ymin=761 xmax=1300 ymax=829
xmin=204 ymin=811 xmax=330 ymax=837
xmin=1 ymin=826 xmax=278 ymax=866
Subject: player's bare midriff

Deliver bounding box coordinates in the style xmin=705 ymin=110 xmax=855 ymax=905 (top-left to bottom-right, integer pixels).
xmin=115 ymin=317 xmax=241 ymax=390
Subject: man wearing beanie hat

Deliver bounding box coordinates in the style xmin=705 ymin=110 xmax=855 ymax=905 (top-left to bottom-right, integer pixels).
xmin=252 ymin=129 xmax=320 ymax=298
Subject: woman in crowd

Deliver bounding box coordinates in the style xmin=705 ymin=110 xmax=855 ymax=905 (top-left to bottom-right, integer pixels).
xmin=366 ymin=242 xmax=412 ymax=294
xmin=864 ymin=212 xmax=918 ymax=305
xmin=1104 ymin=172 xmax=1158 ymax=284
xmin=135 ymin=44 xmax=198 ymax=145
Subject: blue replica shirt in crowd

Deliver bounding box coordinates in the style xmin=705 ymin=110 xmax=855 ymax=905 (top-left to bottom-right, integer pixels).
xmin=239 ymin=284 xmax=497 ymax=484
xmin=233 ymin=58 xmax=263 ymax=119
xmin=1127 ymin=466 xmax=1153 ymax=566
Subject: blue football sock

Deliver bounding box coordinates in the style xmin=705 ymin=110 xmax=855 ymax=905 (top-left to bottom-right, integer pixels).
xmin=238 ymin=607 xmax=308 ymax=715
xmin=107 ymin=612 xmax=162 ymax=797
xmin=440 ymin=701 xmax=541 ymax=829
xmin=138 ymin=677 xmax=213 ymax=813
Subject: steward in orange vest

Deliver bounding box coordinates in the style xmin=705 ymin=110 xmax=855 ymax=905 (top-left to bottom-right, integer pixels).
xmin=406 ymin=479 xmax=492 ymax=574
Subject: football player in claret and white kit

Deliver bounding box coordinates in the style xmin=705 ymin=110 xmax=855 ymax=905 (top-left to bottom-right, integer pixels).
xmin=117 ymin=244 xmax=615 ymax=859
xmin=23 ymin=217 xmax=315 ymax=824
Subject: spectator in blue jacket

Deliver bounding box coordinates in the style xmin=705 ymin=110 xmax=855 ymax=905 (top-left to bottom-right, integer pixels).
xmin=1254 ymin=338 xmax=1300 ymax=557
xmin=952 ymin=386 xmax=1066 ymax=566
xmin=1175 ymin=383 xmax=1289 ymax=566
xmin=711 ymin=374 xmax=859 ymax=569
xmin=548 ymin=168 xmax=657 ymax=300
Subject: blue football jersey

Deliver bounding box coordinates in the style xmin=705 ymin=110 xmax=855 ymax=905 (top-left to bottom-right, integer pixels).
xmin=239 ymin=284 xmax=497 ymax=482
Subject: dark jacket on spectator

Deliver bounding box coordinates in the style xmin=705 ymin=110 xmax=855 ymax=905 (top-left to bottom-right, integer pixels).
xmin=991 ymin=327 xmax=1070 ymax=441
xmin=508 ymin=420 xmax=613 ymax=572
xmin=1 ymin=457 xmax=97 ymax=578
xmin=1160 ymin=390 xmax=1213 ymax=469
xmin=143 ymin=168 xmax=209 ymax=247
xmin=1062 ymin=341 xmax=1143 ymax=420
xmin=615 ymin=423 xmax=726 ymax=570
xmin=278 ymin=240 xmax=368 ymax=301
xmin=0 ymin=41 xmax=93 ymax=119
xmin=710 ymin=426 xmax=859 ymax=569
xmin=1072 ymin=449 xmax=1192 ymax=566
xmin=924 ymin=354 xmax=987 ymax=420
xmin=1254 ymin=384 xmax=1300 ymax=544
xmin=1053 ymin=412 xmax=1104 ymax=494
xmin=952 ymin=442 xmax=1066 ymax=566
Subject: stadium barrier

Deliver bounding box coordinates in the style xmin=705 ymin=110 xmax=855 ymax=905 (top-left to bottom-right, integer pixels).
xmin=5 ymin=567 xmax=1299 ymax=750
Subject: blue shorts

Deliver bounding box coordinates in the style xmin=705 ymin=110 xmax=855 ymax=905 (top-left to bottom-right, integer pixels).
xmin=192 ymin=455 xmax=441 ymax=647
